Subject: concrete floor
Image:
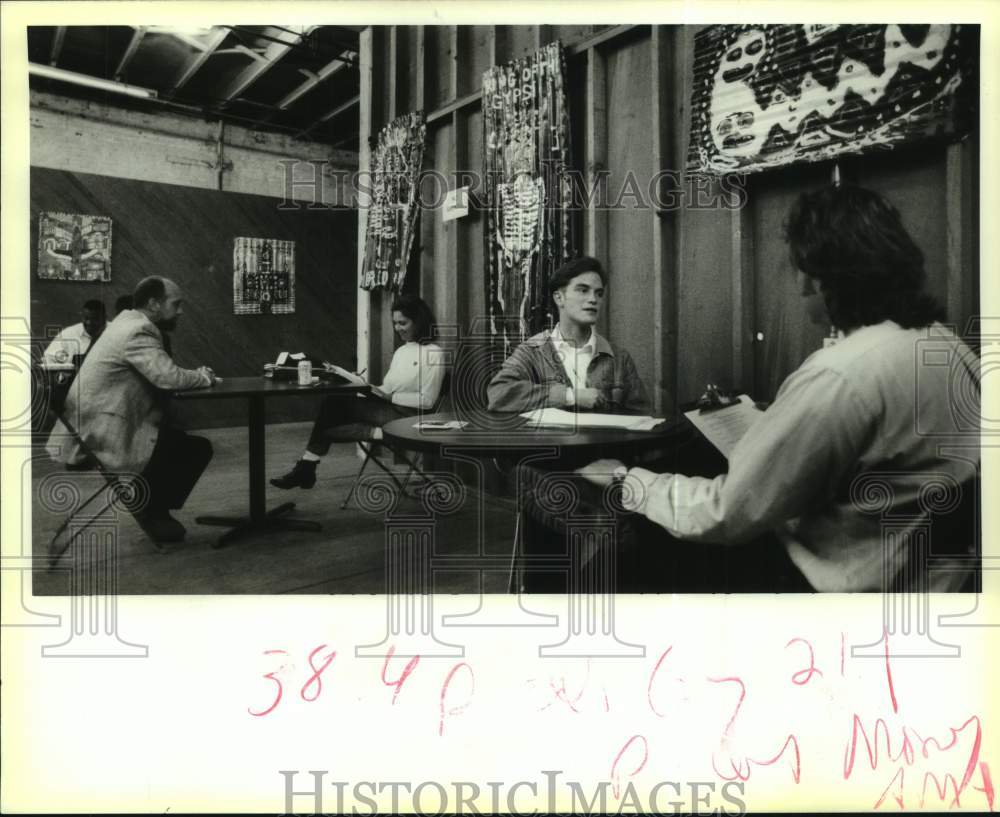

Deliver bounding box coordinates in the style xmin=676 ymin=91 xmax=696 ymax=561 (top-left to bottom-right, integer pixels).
xmin=32 ymin=422 xmax=516 ymax=595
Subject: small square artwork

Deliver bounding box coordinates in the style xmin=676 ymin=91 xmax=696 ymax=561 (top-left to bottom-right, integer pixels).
xmin=37 ymin=212 xmax=112 ymax=281
xmin=233 ymin=237 xmax=295 ymax=315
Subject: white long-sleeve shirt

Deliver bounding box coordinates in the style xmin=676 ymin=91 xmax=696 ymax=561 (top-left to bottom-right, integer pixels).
xmin=623 ymin=321 xmax=979 ymax=592
xmin=379 ymin=341 xmax=446 ymax=409
xmin=42 ymin=322 xmax=97 ymax=365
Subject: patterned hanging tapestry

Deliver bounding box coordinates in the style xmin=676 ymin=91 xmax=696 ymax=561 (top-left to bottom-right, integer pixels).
xmin=688 ymin=24 xmax=977 ymax=175
xmin=233 ymin=237 xmax=296 ymax=315
xmin=360 ymin=111 xmax=426 ymax=290
xmin=483 ymin=41 xmax=574 ymax=354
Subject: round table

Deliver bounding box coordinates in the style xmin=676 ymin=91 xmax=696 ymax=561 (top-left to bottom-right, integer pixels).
xmin=375 ymin=410 xmax=696 ymax=657
xmin=381 ymin=411 xmax=690 ymax=457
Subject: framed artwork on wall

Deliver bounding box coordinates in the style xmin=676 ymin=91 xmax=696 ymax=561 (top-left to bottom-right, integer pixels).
xmin=37 ymin=211 xmax=112 ymax=281
xmin=233 ymin=237 xmax=295 ymax=315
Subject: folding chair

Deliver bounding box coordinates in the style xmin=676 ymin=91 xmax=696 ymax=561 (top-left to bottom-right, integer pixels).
xmin=340 ymin=370 xmax=451 ymax=510
xmin=46 ymin=412 xmax=148 ymax=569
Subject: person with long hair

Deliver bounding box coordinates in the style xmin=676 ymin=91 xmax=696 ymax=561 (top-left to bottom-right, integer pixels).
xmin=271 ymin=293 xmax=445 ymax=489
xmin=579 ymin=184 xmax=979 ymax=592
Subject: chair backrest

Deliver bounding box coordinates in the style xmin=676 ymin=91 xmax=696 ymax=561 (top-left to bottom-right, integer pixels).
xmin=431 ymin=368 xmax=452 ymax=413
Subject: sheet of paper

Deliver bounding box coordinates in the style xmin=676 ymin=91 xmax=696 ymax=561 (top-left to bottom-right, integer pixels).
xmin=413 ymin=420 xmax=469 ymax=430
xmin=683 ymin=394 xmax=763 ymax=459
xmin=323 ymin=363 xmax=367 ymax=386
xmin=520 ymin=408 xmax=662 ymax=430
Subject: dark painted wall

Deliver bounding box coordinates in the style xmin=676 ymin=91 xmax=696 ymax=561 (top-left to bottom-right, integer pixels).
xmin=30 ymin=167 xmax=357 ymax=428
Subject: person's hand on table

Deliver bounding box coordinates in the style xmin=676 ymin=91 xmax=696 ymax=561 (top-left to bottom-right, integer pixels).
xmin=575 ymin=458 xmax=628 ymax=488
xmin=570 ymin=386 xmax=600 ymax=409
xmin=198 ymin=366 xmax=221 ymax=385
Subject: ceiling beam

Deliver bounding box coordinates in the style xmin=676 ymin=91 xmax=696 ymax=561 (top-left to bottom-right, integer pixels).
xmin=296 ymin=94 xmax=359 ymax=138
xmin=276 ymin=50 xmax=356 ymax=110
xmin=166 ymin=27 xmax=230 ymax=98
xmin=114 ymin=26 xmax=147 ymax=81
xmin=49 ymin=27 xmax=66 ymax=67
xmin=217 ymin=25 xmax=318 ymax=107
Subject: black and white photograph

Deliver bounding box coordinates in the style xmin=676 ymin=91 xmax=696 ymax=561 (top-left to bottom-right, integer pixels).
xmin=2 ymin=3 xmax=997 ymax=814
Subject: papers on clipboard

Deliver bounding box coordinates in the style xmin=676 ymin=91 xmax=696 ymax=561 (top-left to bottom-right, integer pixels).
xmin=683 ymin=394 xmax=763 ymax=459
xmin=520 ymin=408 xmax=664 ymax=431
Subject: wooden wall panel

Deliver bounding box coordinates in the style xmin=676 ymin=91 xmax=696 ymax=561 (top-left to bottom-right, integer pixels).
xmin=554 ymin=25 xmax=597 ymax=46
xmin=425 ymin=26 xmax=450 ymax=111
xmin=605 ymin=38 xmax=655 ymax=395
xmin=30 ymin=167 xmax=357 ymax=428
xmin=750 ymin=146 xmax=953 ymax=400
xmin=676 ymin=200 xmax=736 ymax=402
xmin=502 ymin=26 xmax=542 ymax=62
xmin=750 ymin=164 xmax=830 ymax=400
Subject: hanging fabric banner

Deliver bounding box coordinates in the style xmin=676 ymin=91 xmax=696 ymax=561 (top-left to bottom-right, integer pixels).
xmin=233 ymin=237 xmax=295 ymax=315
xmin=483 ymin=41 xmax=574 ymax=354
xmin=688 ymin=24 xmax=977 ymax=175
xmin=361 ymin=111 xmax=426 ymax=291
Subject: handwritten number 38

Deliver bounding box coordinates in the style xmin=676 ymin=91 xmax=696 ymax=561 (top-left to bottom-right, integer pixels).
xmin=248 ymin=645 xmax=337 ymax=717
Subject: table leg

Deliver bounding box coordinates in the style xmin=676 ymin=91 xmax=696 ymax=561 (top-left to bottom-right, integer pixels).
xmin=248 ymin=393 xmax=266 ymax=521
xmin=193 ymin=393 xmax=325 ymax=547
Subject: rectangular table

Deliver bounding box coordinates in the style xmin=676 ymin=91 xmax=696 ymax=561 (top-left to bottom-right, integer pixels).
xmin=174 ymin=376 xmax=369 ymax=547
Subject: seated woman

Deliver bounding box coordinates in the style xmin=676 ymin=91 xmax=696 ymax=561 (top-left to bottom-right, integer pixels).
xmin=271 ymin=294 xmax=445 ymax=489
xmin=579 ymin=184 xmax=980 ymax=593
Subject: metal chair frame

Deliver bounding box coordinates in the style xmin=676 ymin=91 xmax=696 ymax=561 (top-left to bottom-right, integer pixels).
xmin=46 ymin=413 xmax=140 ymax=569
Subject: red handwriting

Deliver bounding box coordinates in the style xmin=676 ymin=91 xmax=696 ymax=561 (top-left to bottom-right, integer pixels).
xmin=882 ymin=629 xmax=898 ymax=715
xmin=707 ymin=675 xmax=801 ymax=784
xmin=247 ymin=645 xmax=336 ymax=716
xmin=610 ymin=734 xmax=648 ymax=798
xmin=536 ymin=659 xmax=593 ymax=714
xmin=972 ymin=761 xmax=996 ymax=811
xmin=301 ymin=644 xmax=336 ymax=702
xmin=785 ymin=637 xmax=823 ymax=686
xmin=844 ymin=714 xmax=987 ymax=809
xmin=248 ymin=649 xmax=291 ymax=718
xmin=647 ymin=646 xmax=674 ymax=718
xmin=439 ymin=662 xmax=474 ymax=737
xmin=381 ymin=644 xmax=420 ymax=706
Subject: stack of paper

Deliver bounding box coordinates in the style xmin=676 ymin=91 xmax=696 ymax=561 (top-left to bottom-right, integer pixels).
xmin=520 ymin=408 xmax=664 ymax=431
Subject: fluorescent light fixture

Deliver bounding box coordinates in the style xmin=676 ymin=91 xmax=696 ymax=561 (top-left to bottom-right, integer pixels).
xmin=28 ymin=63 xmax=158 ymax=99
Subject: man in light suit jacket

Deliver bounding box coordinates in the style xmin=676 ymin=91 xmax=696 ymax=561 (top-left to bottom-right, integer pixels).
xmin=49 ymin=276 xmax=217 ymax=543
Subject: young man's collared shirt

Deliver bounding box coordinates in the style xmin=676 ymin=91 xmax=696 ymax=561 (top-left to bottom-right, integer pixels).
xmin=550 ymin=325 xmax=595 ymax=399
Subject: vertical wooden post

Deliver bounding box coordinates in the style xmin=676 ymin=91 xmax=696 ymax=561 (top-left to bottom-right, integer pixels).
xmin=356 ymin=26 xmax=373 ymax=378
xmin=585 ymin=46 xmax=609 ymax=335
xmin=435 ymin=27 xmax=463 ymax=333
xmin=650 ymin=25 xmax=677 ymax=416
xmin=731 ymin=196 xmax=754 ymax=394
xmin=415 ymin=27 xmax=426 ymax=111
xmin=946 ymin=139 xmax=975 ymax=335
